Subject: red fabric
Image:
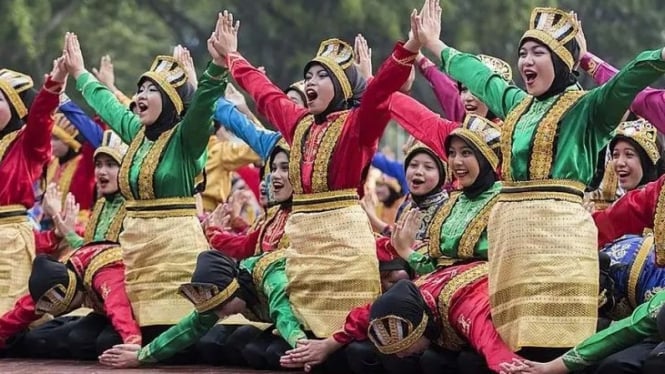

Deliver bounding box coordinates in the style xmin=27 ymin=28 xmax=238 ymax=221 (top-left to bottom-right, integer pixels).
xmin=0 ymin=78 xmax=60 ymax=208
xmin=592 ymin=174 xmax=663 ymax=248
xmin=375 ymin=236 xmax=399 ymax=262
xmin=49 ymin=142 xmax=96 ymax=211
xmin=332 ymin=304 xmax=371 ymax=345
xmin=33 ymin=229 xmax=60 ymax=255
xmin=207 ymin=206 xmax=291 ymax=260
xmin=228 ymin=43 xmax=416 ymax=193
xmin=0 ymin=295 xmax=38 ymax=348
xmin=236 ymin=165 xmax=261 ymax=202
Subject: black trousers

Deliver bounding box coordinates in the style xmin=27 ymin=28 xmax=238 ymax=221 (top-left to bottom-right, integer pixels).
xmin=344 ymin=340 xmax=421 ymax=374
xmin=643 ymin=341 xmax=665 ymax=374
xmin=590 ymin=338 xmax=659 ymax=374
xmin=196 ymin=324 xmax=263 ymax=366
xmin=242 ymin=327 xmax=293 ymax=370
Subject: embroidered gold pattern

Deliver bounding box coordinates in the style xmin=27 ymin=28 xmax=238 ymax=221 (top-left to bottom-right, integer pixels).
xmin=427 ymin=193 xmax=461 ymax=259
xmin=0 ymin=128 xmax=21 ymax=163
xmin=252 ymin=250 xmax=286 ymax=288
xmin=369 ymin=312 xmax=429 ymax=355
xmin=0 ymin=205 xmax=27 ymax=224
xmin=289 ymin=115 xmax=312 ymax=194
xmin=138 ymin=126 xmax=177 ymax=199
xmin=312 ymin=112 xmax=348 ymax=192
xmin=84 ymin=199 xmax=104 ymax=242
xmin=529 ymin=91 xmax=585 ymax=180
xmin=457 ymin=195 xmax=500 ymax=258
xmin=500 ymin=97 xmax=532 ymax=181
xmin=83 ymin=246 xmax=123 ymax=287
xmin=656 ymin=185 xmax=665 ymax=267
xmin=105 ymin=202 xmax=126 ymax=242
xmin=118 ymin=130 xmax=143 ymax=199
xmin=56 ymin=155 xmax=83 ymax=207
xmin=35 ymin=270 xmax=78 ymax=316
xmin=627 ymin=235 xmax=653 ymax=308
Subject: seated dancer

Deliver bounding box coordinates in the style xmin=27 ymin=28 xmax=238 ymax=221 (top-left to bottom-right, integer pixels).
xmin=98 ymin=248 xmax=306 ymax=369
xmin=508 ymin=292 xmax=665 ymax=374
xmin=586 ymin=118 xmax=663 ymax=210
xmin=0 ymin=130 xmax=133 ymax=359
xmin=281 ymin=114 xmax=503 ymax=374
xmin=0 ymin=61 xmax=65 ymax=314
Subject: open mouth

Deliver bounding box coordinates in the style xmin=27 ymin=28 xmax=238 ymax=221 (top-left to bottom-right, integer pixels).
xmin=523 ymin=69 xmax=537 ymax=85
xmin=137 ymin=102 xmax=149 ymax=113
xmin=617 ymin=170 xmax=630 ymax=178
xmin=305 ymin=89 xmax=318 ymax=101
xmin=272 ymin=181 xmax=284 ymax=192
xmin=454 ymin=169 xmax=469 ymax=178
xmin=464 ymin=104 xmax=478 ymax=112
xmin=410 ymin=178 xmax=425 ymax=187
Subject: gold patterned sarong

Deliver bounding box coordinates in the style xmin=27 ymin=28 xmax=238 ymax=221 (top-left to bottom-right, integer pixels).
xmin=0 ymin=207 xmax=34 ymax=313
xmin=121 ymin=198 xmax=208 ymax=326
xmin=488 ymin=195 xmax=598 ymax=350
xmin=285 ymin=203 xmax=381 ymax=337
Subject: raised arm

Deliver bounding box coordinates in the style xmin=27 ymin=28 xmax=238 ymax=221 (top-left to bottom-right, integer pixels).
xmin=389 ymin=91 xmax=458 ymax=159
xmin=416 ymin=54 xmax=466 ymax=122
xmin=214 ymin=98 xmax=280 ymax=160
xmin=23 ymin=76 xmax=64 ymax=166
xmin=59 ymin=97 xmax=104 ymax=148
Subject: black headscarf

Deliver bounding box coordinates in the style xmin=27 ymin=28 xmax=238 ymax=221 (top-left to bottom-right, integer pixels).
xmin=446 ymin=135 xmax=498 ymax=199
xmin=137 ymin=77 xmax=194 ymax=141
xmin=28 ymin=254 xmax=77 ymax=303
xmin=609 ymin=136 xmax=659 ymax=188
xmin=303 ymin=62 xmax=366 ymax=124
xmin=657 ymin=304 xmax=665 ymax=341
xmin=0 ymin=87 xmax=35 ymax=138
xmin=267 ymin=143 xmax=293 ymax=208
xmin=519 ymin=37 xmax=580 ymax=101
xmin=369 ymin=279 xmax=440 ymax=348
xmin=404 ymin=146 xmax=447 ymax=204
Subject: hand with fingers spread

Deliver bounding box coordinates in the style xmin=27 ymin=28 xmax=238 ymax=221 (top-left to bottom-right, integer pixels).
xmin=53 ymin=193 xmax=79 ymax=237
xmin=280 ymin=338 xmax=342 ymax=371
xmin=50 ymin=56 xmax=68 ymax=84
xmin=208 ymin=203 xmax=232 ymax=229
xmin=92 ymin=55 xmax=117 ymax=90
xmin=572 ymin=12 xmax=587 ymax=62
xmin=62 ymin=32 xmax=87 ymax=78
xmin=173 ymin=45 xmax=198 ymax=89
xmin=42 ymin=183 xmax=63 ymax=219
xmin=413 ymin=0 xmax=443 ymax=51
xmin=391 ymin=208 xmax=422 ymax=258
xmin=209 ymin=10 xmax=240 ymax=67
xmin=98 ymin=343 xmax=141 ymax=368
xmin=354 ymin=34 xmax=373 ymax=80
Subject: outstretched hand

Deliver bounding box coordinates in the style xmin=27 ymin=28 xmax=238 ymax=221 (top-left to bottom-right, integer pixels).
xmin=174 ymin=45 xmax=198 ymax=89
xmin=354 ymin=34 xmax=373 ymax=80
xmin=572 ymin=12 xmax=587 ymax=62
xmin=98 ymin=344 xmax=141 ymax=368
xmin=49 ymin=56 xmax=68 ymax=84
xmin=208 ymin=10 xmax=240 ymax=67
xmin=92 ymin=55 xmax=118 ymax=90
xmin=391 ymin=208 xmax=421 ymax=258
xmin=62 ymin=32 xmax=86 ymax=78
xmin=412 ymin=0 xmax=443 ymax=50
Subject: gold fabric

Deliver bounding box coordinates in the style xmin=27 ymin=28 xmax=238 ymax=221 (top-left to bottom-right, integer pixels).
xmin=121 ymin=214 xmax=208 ymax=326
xmin=285 ymin=204 xmax=381 ymax=337
xmin=0 ymin=220 xmax=35 ymax=313
xmin=488 ymin=198 xmax=598 ymax=350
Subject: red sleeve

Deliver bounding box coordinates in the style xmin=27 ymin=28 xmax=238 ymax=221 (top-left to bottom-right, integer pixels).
xmin=206 ymin=225 xmax=259 ymax=260
xmin=593 ymin=175 xmax=663 ymax=247
xmin=0 ymin=294 xmax=39 ymax=348
xmin=355 ymin=42 xmax=417 ymax=146
xmin=448 ymin=278 xmax=522 ymax=372
xmin=68 ymin=143 xmax=96 ymax=211
xmin=23 ymin=77 xmax=62 ymax=165
xmin=33 ymin=229 xmax=60 ymax=255
xmin=93 ymin=264 xmax=141 ymax=345
xmin=227 ymin=53 xmax=308 ymax=143
xmin=389 ymin=92 xmax=459 ymax=160
xmin=331 ymin=304 xmax=371 ymax=345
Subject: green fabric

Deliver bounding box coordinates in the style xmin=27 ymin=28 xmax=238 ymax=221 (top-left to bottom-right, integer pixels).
xmin=439 ymin=181 xmax=500 ymax=259
xmin=137 ymin=310 xmax=219 ymax=363
xmin=64 ymin=193 xmax=124 ymax=249
xmin=76 ymin=63 xmax=228 ymax=198
xmin=441 ymin=47 xmax=665 ymax=184
xmin=241 ymin=254 xmax=307 ymax=347
xmin=407 ymin=251 xmax=436 ymax=276
xmin=562 ymin=291 xmax=665 ymax=371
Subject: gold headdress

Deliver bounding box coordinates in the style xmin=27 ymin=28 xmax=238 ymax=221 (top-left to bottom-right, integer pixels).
xmin=0 ymin=69 xmax=34 ymax=119
xmin=177 ymin=280 xmax=239 ymax=314
xmin=368 ymin=312 xmax=429 ymax=355
xmin=521 ymin=7 xmax=579 ymax=70
xmin=308 ymin=39 xmax=355 ymax=99
xmin=140 ymin=55 xmax=189 ymax=114
xmin=287 ymin=80 xmax=306 ymax=96
xmin=448 ymin=115 xmax=502 ymax=170
xmin=51 ymin=112 xmax=82 ymax=152
xmin=34 ymin=270 xmax=78 ymax=316
xmin=94 ymin=130 xmax=129 ymax=165
xmin=478 ymin=55 xmax=512 ymax=82
xmin=612 ymin=118 xmax=660 ymax=165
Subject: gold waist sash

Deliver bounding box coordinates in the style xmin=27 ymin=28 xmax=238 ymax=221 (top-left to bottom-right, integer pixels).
xmin=292 ymin=189 xmax=358 ymax=213
xmin=125 ymin=197 xmax=197 ymax=218
xmin=0 ymin=205 xmax=28 ymax=224
xmin=500 ymin=180 xmax=585 ymax=204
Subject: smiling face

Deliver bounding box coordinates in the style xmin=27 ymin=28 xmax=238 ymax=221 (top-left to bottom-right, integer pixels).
xmin=304 ymin=64 xmax=335 ymax=115
xmin=612 ymin=139 xmax=644 ymax=191
xmin=447 ymin=137 xmax=481 ymax=188
xmin=135 ymin=80 xmax=163 ymax=126
xmin=460 ymin=86 xmax=489 ymax=117
xmin=518 ymin=40 xmax=556 ymax=97
xmin=0 ymin=91 xmax=11 ymax=131
xmin=270 ymin=151 xmax=293 ymax=203
xmin=405 ymin=152 xmax=441 ymax=196
xmin=94 ymin=153 xmax=120 ymax=196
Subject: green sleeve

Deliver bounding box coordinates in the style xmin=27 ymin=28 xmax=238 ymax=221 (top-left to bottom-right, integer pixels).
xmin=137 ymin=310 xmax=219 ymax=364
xmin=407 ymin=251 xmax=436 ymax=276
xmin=175 ymin=63 xmax=228 ymax=158
xmin=64 ymin=232 xmax=85 ymax=250
xmin=584 ymin=49 xmax=665 ymax=137
xmin=75 ymin=71 xmax=141 ymax=144
xmin=263 ymin=259 xmax=307 ymax=348
xmin=440 ymin=47 xmax=527 ymax=119
xmin=561 ymin=291 xmax=665 ymax=371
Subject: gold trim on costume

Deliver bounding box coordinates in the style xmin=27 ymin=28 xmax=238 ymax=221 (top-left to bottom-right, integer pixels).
xmin=437 ymin=263 xmax=488 ymax=350
xmin=291 ymin=189 xmax=358 ymax=213
xmin=457 ymin=195 xmax=500 ymax=258
xmin=52 ymin=120 xmax=82 ymax=152
xmin=83 ymin=246 xmax=123 ymax=286
xmin=289 ymin=115 xmax=310 ymax=194
xmin=427 ymin=193 xmax=460 ymax=259
xmin=0 ymin=129 xmax=21 ymax=163
xmin=84 ymin=199 xmax=104 ymax=242
xmin=312 ymin=57 xmax=353 ymax=99
xmin=522 ymin=8 xmax=579 ymax=70
xmin=35 ymin=270 xmax=78 ymax=316
xmin=613 ymin=119 xmax=660 ymax=165
xmin=118 ymin=129 xmax=142 ymax=199
xmin=500 ymin=97 xmax=531 ymax=181
xmin=252 ymin=250 xmax=285 ymax=288
xmin=0 ymin=80 xmax=28 ymax=119
xmin=141 ymin=71 xmax=184 ymax=114
xmin=369 ymin=312 xmax=429 ymax=355
xmin=627 ymin=234 xmax=653 ymax=308
xmin=179 ymin=279 xmax=240 ymax=314
xmin=138 ymin=126 xmax=177 ymax=200
xmin=57 ymin=155 xmax=83 ymax=207
xmin=0 ymin=205 xmax=28 ymax=224
xmin=105 ymin=203 xmax=126 ymax=242
xmin=653 ymin=187 xmax=665 ymax=267
xmin=125 ymin=197 xmax=196 ymax=218
xmin=529 ymin=91 xmax=585 ymax=180
xmin=253 ymin=206 xmax=279 ymax=256
xmin=85 ymin=199 xmax=126 ymax=243
xmin=500 ymin=179 xmax=585 ymax=204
